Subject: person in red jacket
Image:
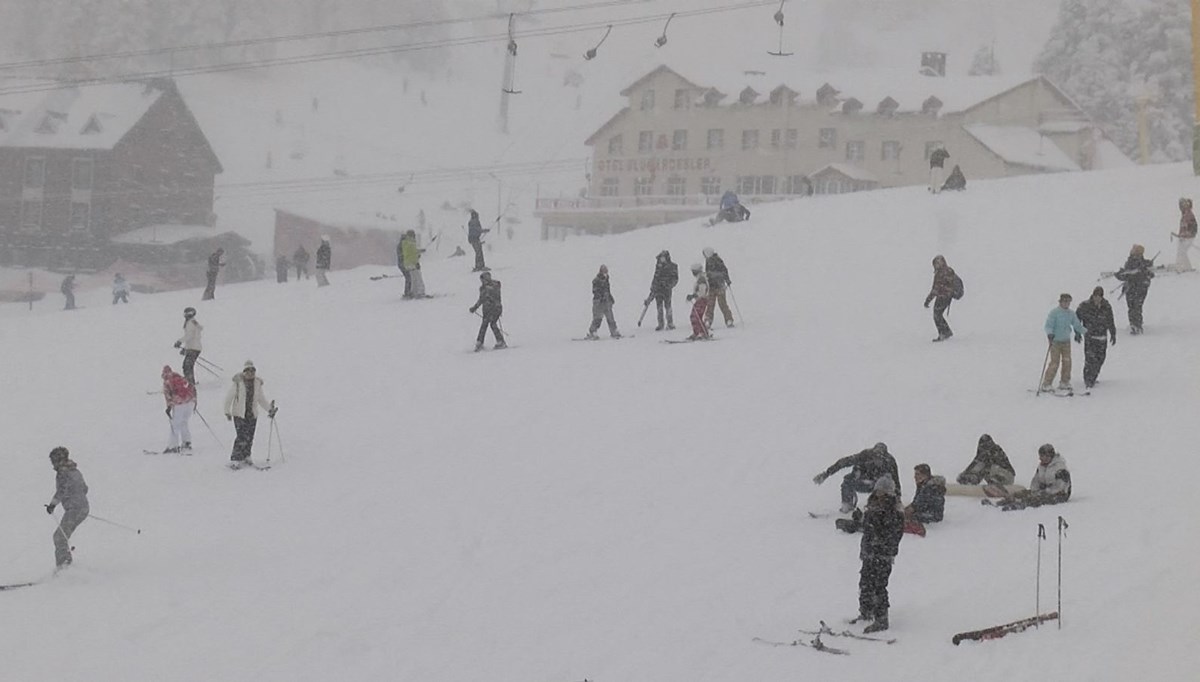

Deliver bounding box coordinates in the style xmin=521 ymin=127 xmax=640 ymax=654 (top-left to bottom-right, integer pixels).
xmin=162 ymin=365 xmax=196 ymax=454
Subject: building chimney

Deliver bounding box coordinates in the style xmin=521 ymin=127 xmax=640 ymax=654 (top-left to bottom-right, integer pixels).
xmin=921 ymin=52 xmax=946 ymax=77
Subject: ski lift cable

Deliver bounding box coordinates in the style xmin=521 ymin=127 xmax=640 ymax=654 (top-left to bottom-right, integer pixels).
xmin=584 ymin=25 xmax=613 ymax=61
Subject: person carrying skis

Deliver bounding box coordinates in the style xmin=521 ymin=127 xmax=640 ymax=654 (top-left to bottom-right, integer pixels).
xmin=469 ymin=271 xmax=505 ymax=351
xmin=468 ymin=209 xmax=490 ymax=272
xmin=702 ymin=247 xmax=734 ymax=328
xmin=854 ymin=476 xmax=904 ymax=633
xmin=400 ymin=229 xmax=427 ymax=298
xmin=1174 ymin=197 xmax=1196 ymax=272
xmin=161 ymin=365 xmax=196 ymax=454
xmin=202 ymin=248 xmax=224 ymax=300
xmin=396 ymin=234 xmax=412 ymax=298
xmin=645 ymin=250 xmax=678 ymax=331
xmin=174 ymin=307 xmax=203 ymax=385
xmin=923 ymin=255 xmax=960 ymax=341
xmin=1114 ymin=244 xmax=1154 ymax=335
xmin=813 ymin=442 xmax=902 ymax=514
xmin=315 ymin=236 xmax=332 ymax=287
xmin=222 ymin=360 xmax=276 ymax=469
xmin=61 ymin=274 xmax=76 ymax=310
xmin=293 ymin=244 xmax=310 ymax=280
xmin=685 ymin=263 xmax=711 ymax=340
xmin=1075 ymin=286 xmax=1117 ymax=389
xmin=905 ymin=463 xmax=945 ymax=524
xmin=585 ymin=264 xmax=621 ymax=340
xmin=112 ymin=273 xmax=130 ymax=304
xmin=1041 ymin=293 xmax=1087 ymax=393
xmin=956 ymin=434 xmax=1016 ymax=486
xmin=994 ymin=444 xmax=1071 ymax=511
xmin=46 ymin=447 xmax=88 ymax=570
xmin=928 ymin=145 xmax=950 ymax=193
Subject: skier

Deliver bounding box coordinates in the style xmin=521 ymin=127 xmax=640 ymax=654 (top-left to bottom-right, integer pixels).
xmin=1040 ymin=293 xmax=1086 ymax=393
xmin=396 ymin=234 xmax=412 ymax=298
xmin=994 ymin=444 xmax=1071 ymax=511
xmin=644 ymin=250 xmax=678 ymax=331
xmin=711 ymin=190 xmax=751 ymax=225
xmin=813 ymin=442 xmax=902 ymax=514
xmin=202 ymin=247 xmax=224 ymax=300
xmin=702 ymin=247 xmax=734 ymax=328
xmin=293 ymin=245 xmax=310 ymax=280
xmin=161 ymin=365 xmax=195 ymax=454
xmin=60 ymin=274 xmax=76 ymax=310
xmin=112 ymin=273 xmax=130 ymax=304
xmin=468 ymin=271 xmax=505 ymax=351
xmin=585 ymin=264 xmax=621 ymax=339
xmin=222 ymin=360 xmax=277 ymax=469
xmin=1075 ymin=286 xmax=1117 ymax=389
xmin=275 ymin=255 xmax=289 ymax=283
xmin=1173 ymin=197 xmax=1196 ymax=272
xmin=905 ymin=464 xmax=945 ymax=524
xmin=467 ymin=209 xmax=490 ymax=272
xmin=685 ymin=263 xmax=711 ymax=340
xmin=928 ymin=145 xmax=950 ymax=193
xmin=1113 ymin=244 xmax=1154 ymax=335
xmin=923 ymin=255 xmax=960 ymax=341
xmin=174 ymin=307 xmax=203 ymax=385
xmin=315 ymin=236 xmax=332 ymax=287
xmin=400 ymin=229 xmax=427 ymax=298
xmin=46 ymin=447 xmax=88 ymax=570
xmin=854 ymin=476 xmax=904 ymax=633
xmin=956 ymin=434 xmax=1016 ymax=486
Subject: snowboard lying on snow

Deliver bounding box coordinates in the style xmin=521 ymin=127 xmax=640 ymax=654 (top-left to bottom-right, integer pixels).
xmin=944 ymin=483 xmax=1026 ymax=498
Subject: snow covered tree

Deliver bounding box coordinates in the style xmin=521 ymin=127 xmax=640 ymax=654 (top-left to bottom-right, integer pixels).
xmin=968 ymin=45 xmax=1000 ymax=76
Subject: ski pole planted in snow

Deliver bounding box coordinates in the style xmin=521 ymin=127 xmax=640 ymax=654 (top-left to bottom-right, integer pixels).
xmin=1035 ymin=342 xmax=1052 ymax=396
xmin=194 ymin=408 xmax=225 ymax=449
xmin=638 ymin=298 xmax=651 ymax=327
xmin=89 ymin=514 xmax=141 ymax=535
xmin=1058 ymin=516 xmax=1068 ymax=629
xmin=1035 ymin=523 xmax=1046 ymax=626
xmin=728 ymin=284 xmax=744 ymax=328
xmin=271 ymin=416 xmax=285 ymax=463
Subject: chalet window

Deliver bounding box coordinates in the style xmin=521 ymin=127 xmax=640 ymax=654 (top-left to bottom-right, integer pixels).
xmin=738 ymin=88 xmax=757 ymax=105
xmin=666 ymin=176 xmax=686 ymax=196
xmin=20 ymin=200 xmax=42 ymax=230
xmin=23 ymin=157 xmax=45 ymax=188
xmin=634 ymin=177 xmax=654 ymax=196
xmin=737 ymin=176 xmax=773 ymax=194
xmin=608 ymin=135 xmax=623 ymax=155
xmin=881 ymin=141 xmax=901 ymax=161
xmin=600 ymin=177 xmax=619 ymax=196
xmin=818 ymin=128 xmax=837 ymax=149
xmin=741 ymin=129 xmax=759 ymax=150
xmin=760 ymin=176 xmax=777 ymax=194
xmin=785 ymin=129 xmax=798 ymax=149
xmin=707 ymin=129 xmax=724 ymax=150
xmin=672 ymin=130 xmax=688 ymax=151
xmin=71 ymin=158 xmax=94 ymax=190
xmin=701 ymin=176 xmax=721 ymax=195
xmin=640 ymin=89 xmax=655 ymax=111
xmin=925 ymin=141 xmax=945 ymax=160
xmin=674 ymin=89 xmax=690 ymax=109
xmin=845 ymin=140 xmax=865 ymax=162
xmin=70 ymin=202 xmax=91 ymax=231
xmin=770 ymin=129 xmax=782 ymax=149
xmin=638 ymin=131 xmax=653 ymax=153
xmin=783 ymin=175 xmax=811 ymax=195
xmin=81 ymin=115 xmax=102 ymax=135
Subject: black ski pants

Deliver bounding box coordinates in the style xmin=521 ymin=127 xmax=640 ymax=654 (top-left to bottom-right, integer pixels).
xmin=932 ymin=296 xmax=952 ymax=338
xmin=858 ymin=555 xmax=894 ymax=619
xmin=471 ymin=240 xmax=486 ymax=271
xmin=182 ymin=350 xmax=200 ymax=385
xmin=477 ymin=309 xmax=503 ymax=345
xmin=1083 ymin=336 xmax=1108 ymax=385
xmin=231 ymin=416 xmax=258 ymax=462
xmin=1125 ymin=287 xmax=1148 ymax=330
xmin=400 ymin=267 xmax=412 ymax=298
xmin=653 ymin=292 xmax=673 ymax=328
xmin=202 ymin=271 xmax=217 ymax=300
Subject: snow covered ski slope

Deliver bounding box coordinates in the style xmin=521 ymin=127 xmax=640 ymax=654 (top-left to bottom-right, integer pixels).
xmin=1 ymin=163 xmax=1198 ymax=681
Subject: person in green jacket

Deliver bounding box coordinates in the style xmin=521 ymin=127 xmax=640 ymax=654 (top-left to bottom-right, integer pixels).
xmin=1041 ymin=293 xmax=1087 ymax=393
xmin=400 ymin=230 xmax=426 ymax=299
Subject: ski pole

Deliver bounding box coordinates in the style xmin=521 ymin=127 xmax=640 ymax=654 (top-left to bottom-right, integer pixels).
xmin=728 ymin=284 xmax=744 ymax=328
xmin=89 ymin=514 xmax=142 ymax=535
xmin=197 ymin=356 xmax=225 ymax=372
xmin=1035 ymin=341 xmax=1052 ymax=396
xmin=194 ymin=408 xmax=225 ymax=449
xmin=272 ymin=418 xmax=285 ymax=462
xmin=266 ymin=414 xmax=275 ymax=466
xmin=1057 ymin=516 xmax=1068 ymax=629
xmin=196 ymin=361 xmax=221 ymax=380
xmin=1035 ymin=523 xmax=1045 ymax=627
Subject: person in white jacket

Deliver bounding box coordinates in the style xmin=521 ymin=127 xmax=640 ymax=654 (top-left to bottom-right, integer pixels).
xmin=222 ymin=360 xmax=277 ymax=468
xmin=995 ymin=444 xmax=1071 ymax=511
xmin=685 ymin=264 xmax=710 ymax=340
xmin=173 ymin=307 xmax=203 ymax=385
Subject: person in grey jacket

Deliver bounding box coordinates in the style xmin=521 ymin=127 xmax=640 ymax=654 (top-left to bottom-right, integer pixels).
xmin=46 ymin=447 xmax=89 ymax=569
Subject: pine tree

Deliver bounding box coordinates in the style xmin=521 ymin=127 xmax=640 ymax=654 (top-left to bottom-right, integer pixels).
xmin=968 ymin=45 xmax=1000 ymax=76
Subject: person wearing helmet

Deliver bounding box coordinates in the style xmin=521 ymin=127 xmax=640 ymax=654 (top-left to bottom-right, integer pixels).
xmin=161 ymin=365 xmax=196 ymax=454
xmin=202 ymin=247 xmax=224 ymax=300
xmin=315 ymin=236 xmax=332 ymax=287
xmin=585 ymin=265 xmax=621 ymax=340
xmin=1174 ymin=197 xmax=1196 ymax=272
xmin=223 ymin=361 xmax=277 ymax=469
xmin=400 ymin=229 xmax=427 ymax=298
xmin=685 ymin=263 xmax=710 ymax=340
xmin=993 ymin=444 xmax=1071 ymax=511
xmin=702 ymin=248 xmax=734 ymax=328
xmin=45 ymin=447 xmax=89 ymax=569
xmin=1113 ymin=244 xmax=1155 ymax=335
xmin=645 ymin=250 xmax=678 ymax=331
xmin=173 ymin=307 xmax=204 ymax=385
xmin=468 ymin=271 xmax=505 ymax=351
xmin=813 ymin=442 xmax=903 ymax=514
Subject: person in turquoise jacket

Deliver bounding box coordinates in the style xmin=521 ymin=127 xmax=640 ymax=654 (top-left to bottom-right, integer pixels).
xmin=1041 ymin=293 xmax=1087 ymax=392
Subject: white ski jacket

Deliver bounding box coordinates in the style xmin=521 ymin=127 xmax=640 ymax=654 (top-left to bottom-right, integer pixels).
xmin=177 ymin=318 xmax=203 ymax=352
xmin=223 ymin=375 xmax=272 ymax=420
xmin=1029 ymin=454 xmax=1071 ymax=501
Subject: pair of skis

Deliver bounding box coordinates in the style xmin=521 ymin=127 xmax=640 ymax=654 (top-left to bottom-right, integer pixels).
xmin=754 ymin=621 xmax=895 ymax=655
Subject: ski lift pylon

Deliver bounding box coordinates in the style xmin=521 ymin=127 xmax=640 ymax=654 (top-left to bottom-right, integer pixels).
xmin=503 ymin=13 xmax=522 ymax=94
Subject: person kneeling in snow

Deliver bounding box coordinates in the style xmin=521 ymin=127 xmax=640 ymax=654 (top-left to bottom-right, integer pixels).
xmin=995 ymin=444 xmax=1071 ymax=511
xmin=814 ymin=442 xmax=902 ymax=514
xmin=223 ymin=361 xmax=277 ymax=469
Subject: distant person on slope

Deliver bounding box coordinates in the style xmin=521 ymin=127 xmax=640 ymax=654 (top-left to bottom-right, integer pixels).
xmin=1173 ymin=197 xmax=1196 ymax=272
xmin=469 ymin=271 xmax=505 ymax=351
xmin=1075 ymin=286 xmax=1117 ymax=389
xmin=400 ymin=229 xmax=427 ymax=298
xmin=112 ymin=273 xmax=130 ymax=304
xmin=585 ymin=264 xmax=621 ymax=340
xmin=685 ymin=263 xmax=711 ymax=340
xmin=702 ymin=248 xmax=734 ymax=328
xmin=710 ymin=190 xmax=751 ymax=225
xmin=956 ymin=434 xmax=1016 ymax=486
xmin=1041 ymin=293 xmax=1087 ymax=394
xmin=467 ymin=209 xmax=490 ymax=272
xmin=396 ymin=234 xmax=412 ymax=298
xmin=174 ymin=307 xmax=204 ymax=385
xmin=275 ymin=255 xmax=289 ymax=283
xmin=293 ymin=245 xmax=310 ymax=280
xmin=61 ymin=274 xmax=76 ymax=310
xmin=161 ymin=365 xmax=196 ymax=454
xmin=813 ymin=442 xmax=902 ymax=514
xmin=202 ymin=248 xmax=224 ymax=300
xmin=993 ymin=444 xmax=1071 ymax=511
xmin=854 ymin=476 xmax=904 ymax=633
xmin=315 ymin=236 xmax=332 ymax=287
xmin=46 ymin=447 xmax=88 ymax=570
xmin=923 ymin=255 xmax=960 ymax=342
xmin=928 ymin=146 xmax=950 ymax=193
xmin=222 ymin=360 xmax=276 ymax=469
xmin=645 ymin=250 xmax=679 ymax=331
xmin=1113 ymin=244 xmax=1154 ymax=335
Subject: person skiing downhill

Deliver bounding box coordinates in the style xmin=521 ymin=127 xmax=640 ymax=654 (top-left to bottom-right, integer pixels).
xmin=161 ymin=365 xmax=196 ymax=454
xmin=174 ymin=307 xmax=204 ymax=385
xmin=222 ymin=361 xmax=276 ymax=469
xmin=813 ymin=442 xmax=902 ymax=514
xmin=923 ymin=255 xmax=959 ymax=341
xmin=46 ymin=447 xmax=88 ymax=570
xmin=469 ymin=271 xmax=505 ymax=351
xmin=202 ymin=248 xmax=224 ymax=300
xmin=1075 ymin=286 xmax=1117 ymax=389
xmin=585 ymin=265 xmax=621 ymax=340
xmin=956 ymin=434 xmax=1016 ymax=486
xmin=400 ymin=229 xmax=427 ymax=298
xmin=1114 ymin=244 xmax=1154 ymax=335
xmin=702 ymin=248 xmax=734 ymax=328
xmin=315 ymin=237 xmax=332 ymax=287
xmin=467 ymin=209 xmax=490 ymax=272
xmin=685 ymin=264 xmax=711 ymax=340
xmin=645 ymin=250 xmax=678 ymax=331
xmin=854 ymin=476 xmax=904 ymax=633
xmin=1173 ymin=197 xmax=1196 ymax=272
xmin=1041 ymin=293 xmax=1087 ymax=393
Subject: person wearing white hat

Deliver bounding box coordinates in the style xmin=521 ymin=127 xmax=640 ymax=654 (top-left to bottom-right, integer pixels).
xmin=222 ymin=361 xmax=277 ymax=468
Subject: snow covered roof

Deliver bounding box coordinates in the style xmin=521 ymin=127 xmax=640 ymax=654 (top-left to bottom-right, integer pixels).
xmin=110 ymin=224 xmax=216 ymax=245
xmin=809 ymin=163 xmax=879 ymax=183
xmin=1093 ymin=138 xmax=1136 ymax=170
xmin=1039 ymin=120 xmax=1092 ymax=134
xmin=964 ymin=124 xmax=1081 ymax=172
xmin=0 ymin=80 xmax=164 ymax=150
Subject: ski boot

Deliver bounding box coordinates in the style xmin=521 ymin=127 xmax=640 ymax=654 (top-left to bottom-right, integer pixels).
xmin=584 ymin=332 xmax=599 ymax=340
xmin=474 ymin=342 xmax=484 ymax=352
xmin=863 ymin=615 xmax=889 ymax=634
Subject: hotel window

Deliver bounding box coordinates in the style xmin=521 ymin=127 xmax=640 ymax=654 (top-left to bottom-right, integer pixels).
xmin=640 ymin=89 xmax=655 ymax=111
xmin=638 ymin=131 xmax=653 ymax=153
xmin=607 ymin=135 xmax=623 ymax=155
xmin=737 ymin=176 xmax=773 ymax=194
xmin=759 ymin=176 xmax=777 ymax=194
xmin=881 ymin=141 xmax=901 ymax=161
xmin=674 ymin=89 xmax=690 ymax=109
xmin=770 ymin=129 xmax=782 ymax=149
xmin=741 ymin=129 xmax=759 ymax=150
xmin=785 ymin=129 xmax=798 ymax=149
xmin=24 ymin=157 xmax=45 ymax=188
xmin=845 ymin=140 xmax=865 ymax=162
xmin=818 ymin=128 xmax=837 ymax=149
xmin=70 ymin=202 xmax=91 ymax=230
xmin=600 ymin=178 xmax=619 ymax=196
xmin=666 ymin=176 xmax=686 ymax=196
xmin=672 ymin=129 xmax=688 ymax=151
xmin=634 ymin=177 xmax=654 ymax=196
xmin=707 ymin=128 xmax=724 ymax=150
xmin=72 ymin=158 xmax=94 ymax=190
xmin=784 ymin=175 xmax=811 ymax=195
xmin=20 ymin=200 xmax=43 ymax=230
xmin=701 ymin=176 xmax=721 ymax=195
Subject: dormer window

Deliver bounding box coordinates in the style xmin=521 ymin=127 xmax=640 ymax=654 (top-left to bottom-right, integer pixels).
xmin=81 ymin=115 xmax=103 ymax=135
xmin=876 ymin=97 xmax=899 ymax=116
xmin=769 ymin=86 xmax=797 ymax=106
xmin=816 ymin=83 xmax=839 ymax=107
xmin=640 ymin=89 xmax=655 ymax=111
xmin=921 ymin=96 xmax=943 ymax=115
xmin=841 ymin=98 xmax=863 ymax=114
xmin=702 ymin=90 xmax=723 ymax=107
xmin=35 ymin=113 xmax=63 ymax=134
xmin=738 ymin=87 xmax=758 ymax=105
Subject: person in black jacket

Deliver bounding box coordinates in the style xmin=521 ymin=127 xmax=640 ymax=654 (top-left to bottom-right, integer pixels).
xmin=923 ymin=255 xmax=958 ymax=341
xmin=585 ymin=264 xmax=621 ymax=340
xmin=60 ymin=274 xmax=76 ymax=310
xmin=202 ymin=248 xmax=224 ymax=300
xmin=315 ymin=237 xmax=332 ymax=287
xmin=645 ymin=250 xmax=679 ymax=331
xmin=957 ymin=434 xmax=1016 ymax=486
xmin=467 ymin=210 xmax=489 ymax=272
xmin=814 ymin=442 xmax=902 ymax=514
xmin=1075 ymin=285 xmax=1117 ymax=388
xmin=1114 ymin=244 xmax=1154 ymax=334
xmin=855 ymin=476 xmax=904 ymax=633
xmin=293 ymin=245 xmax=310 ymax=280
xmin=468 ymin=271 xmax=505 ymax=351
xmin=702 ymin=247 xmax=734 ymax=328
xmin=905 ymin=464 xmax=945 ymax=524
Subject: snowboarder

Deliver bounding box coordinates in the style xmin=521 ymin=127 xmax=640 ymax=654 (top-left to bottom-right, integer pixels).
xmin=174 ymin=307 xmax=203 ymax=385
xmin=1041 ymin=293 xmax=1087 ymax=393
xmin=994 ymin=444 xmax=1071 ymax=511
xmin=222 ymin=360 xmax=276 ymax=469
xmin=710 ymin=190 xmax=751 ymax=225
xmin=585 ymin=265 xmax=621 ymax=339
xmin=468 ymin=271 xmax=505 ymax=351
xmin=928 ymin=145 xmax=950 ymax=193
xmin=813 ymin=442 xmax=902 ymax=514
xmin=855 ymin=476 xmax=904 ymax=633
xmin=1075 ymin=286 xmax=1117 ymax=389
xmin=315 ymin=236 xmax=332 ymax=287
xmin=161 ymin=365 xmax=195 ymax=454
xmin=46 ymin=447 xmax=88 ymax=569
xmin=396 ymin=235 xmax=412 ymax=298
xmin=293 ymin=245 xmax=310 ymax=280
xmin=60 ymin=274 xmax=76 ymax=310
xmin=400 ymin=229 xmax=427 ymax=298
xmin=956 ymin=434 xmax=1016 ymax=486
xmin=923 ymin=255 xmax=961 ymax=341
xmin=905 ymin=464 xmax=945 ymax=524
xmin=468 ymin=209 xmax=490 ymax=272
xmin=685 ymin=264 xmax=711 ymax=340
xmin=702 ymin=247 xmax=734 ymax=328
xmin=1114 ymin=244 xmax=1155 ymax=335
xmin=1173 ymin=197 xmax=1196 ymax=272
xmin=202 ymin=248 xmax=224 ymax=300
xmin=941 ymin=164 xmax=967 ymax=191
xmin=275 ymin=255 xmax=289 ymax=283
xmin=112 ymin=273 xmax=130 ymax=304
xmin=645 ymin=250 xmax=678 ymax=331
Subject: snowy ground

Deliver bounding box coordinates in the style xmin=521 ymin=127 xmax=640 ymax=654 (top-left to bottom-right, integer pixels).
xmin=1 ymin=163 xmax=1198 ymax=681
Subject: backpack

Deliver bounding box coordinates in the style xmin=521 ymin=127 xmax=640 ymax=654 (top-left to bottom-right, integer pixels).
xmin=950 ymin=272 xmax=964 ymax=300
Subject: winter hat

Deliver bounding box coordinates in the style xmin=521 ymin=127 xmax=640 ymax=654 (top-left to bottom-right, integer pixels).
xmin=932 ymin=255 xmax=946 ymax=267
xmin=1038 ymin=443 xmax=1056 ymax=457
xmin=702 ymin=247 xmax=715 ymax=258
xmin=1181 ymin=197 xmax=1192 ymax=209
xmin=1092 ymin=286 xmax=1105 ymax=298
xmin=480 ymin=271 xmax=492 ymax=281
xmin=321 ymin=235 xmax=330 ymax=242
xmin=243 ymin=360 xmax=256 ymax=371
xmin=690 ymin=263 xmax=703 ymax=274
xmin=599 ymin=264 xmax=608 ymax=274
xmin=1131 ymin=244 xmax=1145 ymax=256
xmin=872 ymin=442 xmax=889 ymax=455
xmin=872 ymin=475 xmax=896 ymax=494
xmin=49 ymin=447 xmax=69 ymax=464
xmin=657 ymin=250 xmax=670 ymax=261
xmin=183 ymin=307 xmax=196 ymax=317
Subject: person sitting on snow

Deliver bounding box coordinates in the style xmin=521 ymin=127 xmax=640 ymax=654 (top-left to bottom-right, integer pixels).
xmin=813 ymin=442 xmax=902 ymax=514
xmin=711 ymin=190 xmax=751 ymax=225
xmin=906 ymin=463 xmax=945 ymax=524
xmin=995 ymin=444 xmax=1071 ymax=511
xmin=956 ymin=433 xmax=1016 ymax=486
